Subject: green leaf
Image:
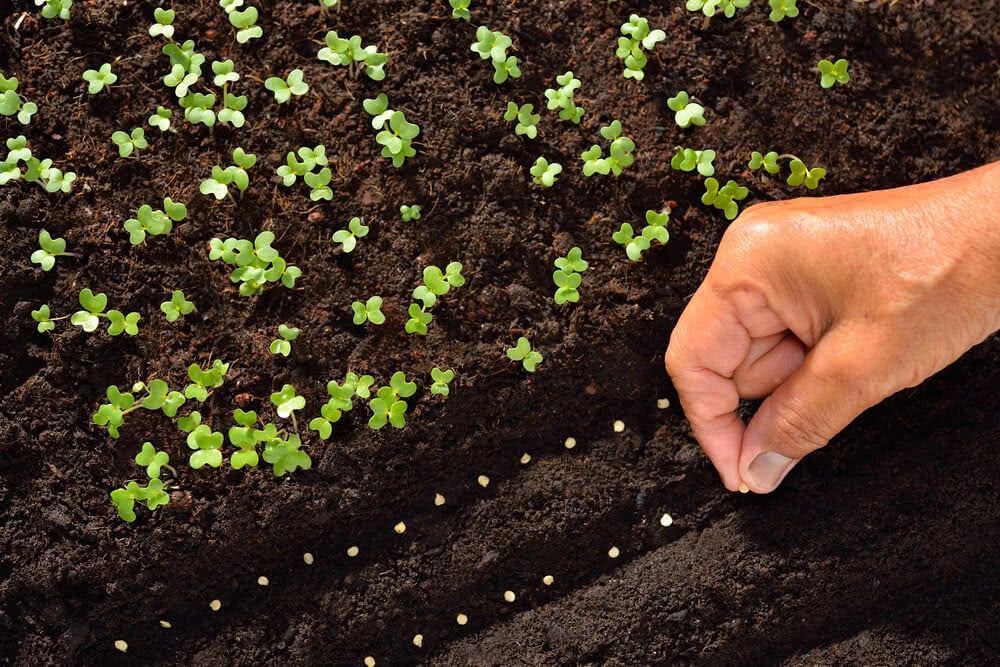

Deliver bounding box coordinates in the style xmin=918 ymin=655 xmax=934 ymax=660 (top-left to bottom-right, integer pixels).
xmin=270 ymin=384 xmax=305 ymax=419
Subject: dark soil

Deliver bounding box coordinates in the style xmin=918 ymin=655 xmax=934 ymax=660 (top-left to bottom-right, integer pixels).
xmin=1 ymin=0 xmax=998 ymax=665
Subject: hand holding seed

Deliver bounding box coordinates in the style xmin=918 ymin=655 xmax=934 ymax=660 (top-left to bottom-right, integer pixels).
xmin=666 ymin=162 xmax=1000 ymax=493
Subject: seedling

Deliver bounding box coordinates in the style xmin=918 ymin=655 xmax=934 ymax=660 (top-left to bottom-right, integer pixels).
xmin=332 ymin=216 xmax=369 ymax=253
xmin=430 ymin=368 xmax=454 ymax=396
xmin=507 ymin=337 xmax=542 ymax=372
xmin=352 ymin=296 xmax=385 ymax=326
xmin=308 ymin=372 xmax=373 ymax=438
xmin=184 ymin=359 xmax=230 ymax=402
xmin=504 ymin=102 xmax=540 ymax=139
xmin=200 ymin=148 xmax=257 ymax=199
xmin=530 ymin=157 xmax=562 ymax=187
xmin=817 ymin=58 xmax=850 ymax=88
xmin=269 ymin=324 xmax=300 ymax=356
xmin=265 ymin=69 xmax=309 ymax=103
xmin=149 ymin=7 xmax=176 ymax=39
xmin=262 ymin=433 xmax=312 ymax=475
xmin=667 ymin=91 xmax=705 ymax=128
xmin=362 ymin=94 xmax=420 ymax=167
xmin=581 ymin=120 xmax=635 ymax=177
xmin=228 ymin=409 xmax=274 ymax=469
xmin=93 ymin=385 xmax=138 ymax=438
xmin=368 ymin=371 xmax=416 ymax=430
xmin=276 ymin=145 xmax=333 ymax=199
xmin=71 ymin=288 xmax=140 ymax=336
xmin=208 ymin=231 xmax=302 ymax=295
xmin=271 ymin=384 xmax=305 ymax=424
xmin=124 ymin=197 xmax=187 ymax=245
xmin=450 ymin=0 xmax=471 ymax=20
xmin=748 ymin=151 xmax=826 ymax=189
xmin=701 ymin=178 xmax=749 ymax=220
xmin=616 ymin=14 xmax=665 ymax=80
xmin=111 ymin=128 xmax=148 ymax=158
xmin=187 ymin=423 xmax=225 ymax=469
xmin=318 ymin=31 xmax=388 ymax=80
xmin=768 ymin=0 xmax=798 ymax=22
xmin=1 ymin=137 xmax=77 ymax=192
xmin=421 ymin=262 xmax=465 ymax=299
xmin=181 ymin=91 xmax=218 ymax=127
xmin=552 ymin=246 xmax=588 ymax=304
xmin=405 ymin=304 xmax=433 ymax=335
xmin=31 ymin=305 xmax=61 ymax=333
xmin=148 ymin=106 xmax=173 ymax=132
xmin=544 ymin=71 xmax=585 ymax=124
xmin=612 ymin=209 xmax=670 ymax=261
xmin=470 ymin=26 xmax=521 ymax=84
xmin=671 ymin=147 xmax=716 ymax=177
xmin=135 ymin=441 xmax=173 ymax=479
xmin=137 ymin=378 xmax=186 ymax=417
xmin=31 ymin=230 xmax=72 ymax=271
xmin=686 ymin=0 xmax=751 ymax=18
xmin=228 ymin=6 xmax=263 ymax=43
xmin=38 ymin=0 xmax=72 ymax=20
xmin=399 ymin=204 xmax=421 ymax=221
xmin=111 ymin=479 xmax=169 ymax=522
xmin=219 ymin=92 xmax=248 ymax=127
xmin=83 ymin=63 xmax=117 ymax=94
xmin=0 ymin=74 xmax=38 ymax=125
xmin=160 ymin=290 xmax=195 ymax=322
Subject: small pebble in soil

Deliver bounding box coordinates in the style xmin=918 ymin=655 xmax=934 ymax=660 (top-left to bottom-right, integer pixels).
xmin=738 ymin=483 xmax=750 ymax=494
xmin=543 ymin=575 xmax=554 ymax=586
xmin=303 ymin=552 xmax=315 ymax=565
xmin=347 ymin=546 xmax=360 ymax=557
xmin=477 ymin=475 xmax=490 ymax=487
xmin=608 ymin=546 xmax=621 ymax=558
xmin=456 ymin=613 xmax=469 ymax=625
xmin=503 ymin=590 xmax=516 ymax=603
xmin=159 ymin=620 xmax=171 ymax=628
xmin=114 ymin=640 xmax=128 ymax=653
xmin=413 ymin=634 xmax=423 ymax=648
xmin=660 ymin=513 xmax=673 ymax=527
xmin=520 ymin=453 xmax=532 ymax=464
xmin=364 ymin=657 xmax=375 ymax=667
xmin=613 ymin=420 xmax=625 ymax=433
xmin=394 ymin=521 xmax=406 ymax=534
xmin=564 ymin=437 xmax=577 ymax=449
xmin=257 ymin=576 xmax=269 ymax=586
xmin=209 ymin=599 xmax=222 ymax=611
xmin=657 ymin=398 xmax=671 ymax=409
xmin=434 ymin=493 xmax=446 ymax=506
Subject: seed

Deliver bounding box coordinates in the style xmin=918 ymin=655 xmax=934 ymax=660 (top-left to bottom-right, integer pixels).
xmin=303 ymin=552 xmax=314 ymax=565
xmin=364 ymin=657 xmax=375 ymax=667
xmin=608 ymin=546 xmax=620 ymax=558
xmin=159 ymin=620 xmax=171 ymax=628
xmin=209 ymin=599 xmax=221 ymax=611
xmin=394 ymin=521 xmax=406 ymax=534
xmin=657 ymin=398 xmax=671 ymax=409
xmin=613 ymin=420 xmax=625 ymax=433
xmin=456 ymin=613 xmax=468 ymax=625
xmin=477 ymin=475 xmax=490 ymax=488
xmin=434 ymin=493 xmax=445 ymax=506
xmin=347 ymin=546 xmax=359 ymax=557
xmin=564 ymin=437 xmax=576 ymax=449
xmin=542 ymin=575 xmax=554 ymax=586
xmin=738 ymin=483 xmax=750 ymax=494
xmin=412 ymin=634 xmax=423 ymax=648
xmin=660 ymin=513 xmax=673 ymax=527
xmin=520 ymin=453 xmax=531 ymax=464
xmin=503 ymin=590 xmax=516 ymax=603
xmin=257 ymin=576 xmax=269 ymax=586
xmin=114 ymin=640 xmax=128 ymax=653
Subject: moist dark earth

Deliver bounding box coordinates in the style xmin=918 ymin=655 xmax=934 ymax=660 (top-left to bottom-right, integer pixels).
xmin=1 ymin=0 xmax=998 ymax=664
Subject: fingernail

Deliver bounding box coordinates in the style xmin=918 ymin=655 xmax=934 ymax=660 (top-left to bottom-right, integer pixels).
xmin=747 ymin=452 xmax=795 ymax=492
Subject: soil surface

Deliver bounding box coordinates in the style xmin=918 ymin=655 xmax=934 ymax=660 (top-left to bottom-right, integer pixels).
xmin=1 ymin=0 xmax=998 ymax=665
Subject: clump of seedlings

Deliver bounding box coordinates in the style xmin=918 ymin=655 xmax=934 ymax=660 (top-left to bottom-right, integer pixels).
xmin=504 ymin=102 xmax=540 ymax=139
xmin=0 ymin=136 xmax=77 ymax=192
xmin=671 ymin=147 xmax=716 ymax=176
xmin=0 ymin=74 xmax=38 ymax=125
xmin=449 ymin=0 xmax=471 ymax=20
xmin=407 ymin=261 xmax=465 ymax=335
xmin=581 ymin=120 xmax=635 ymax=177
xmin=31 ymin=230 xmax=72 ymax=271
xmin=208 ymin=231 xmax=302 ymax=296
xmin=148 ymin=7 xmax=176 ymax=39
xmin=265 ymin=69 xmax=309 ymax=104
xmin=612 ymin=209 xmax=670 ymax=261
xmin=38 ymin=0 xmax=72 ymax=20
xmin=229 ymin=405 xmax=311 ymax=475
xmin=148 ymin=106 xmax=173 ymax=132
xmin=162 ymin=40 xmax=206 ymax=100
xmin=552 ymin=246 xmax=588 ymax=304
xmin=470 ymin=26 xmax=521 ymax=84
xmin=111 ymin=128 xmax=148 ymax=157
xmin=686 ymin=0 xmax=751 ymax=18
xmin=817 ymin=58 xmax=850 ymax=88
xmin=667 ymin=91 xmax=706 ymax=128
xmin=332 ymin=216 xmax=369 ymax=253
xmin=276 ymin=145 xmax=332 ymax=200
xmin=200 ymin=148 xmax=257 ymax=200
xmin=110 ymin=442 xmax=172 ymax=522
xmin=83 ymin=63 xmax=117 ymax=94
xmin=308 ymin=372 xmax=374 ymax=439
xmin=400 ymin=204 xmax=422 ymax=221
xmin=368 ymin=371 xmax=417 ymax=430
xmin=352 ymin=296 xmax=386 ymax=326
xmin=530 ymin=157 xmax=562 ymax=187
xmin=69 ymin=288 xmax=141 ymax=336
xmin=93 ymin=376 xmax=193 ymax=439
xmin=544 ymin=71 xmax=585 ymax=124
xmin=616 ymin=14 xmax=665 ymax=80
xmin=123 ymin=197 xmax=187 ymax=245
xmin=269 ymin=324 xmax=300 ymax=356
xmin=185 ymin=360 xmax=230 ymax=402
xmin=160 ymin=290 xmax=195 ymax=322
xmin=701 ymin=178 xmax=749 ymax=220
xmin=318 ymin=31 xmax=388 ymax=81
xmin=768 ymin=0 xmax=799 ymax=22
xmin=362 ymin=94 xmax=420 ymax=167
xmin=507 ymin=337 xmax=542 ymax=373
xmin=748 ymin=151 xmax=826 ymax=189
xmin=430 ymin=368 xmax=454 ymax=397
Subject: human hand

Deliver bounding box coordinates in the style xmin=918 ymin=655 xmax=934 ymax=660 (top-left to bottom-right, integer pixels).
xmin=665 ymin=163 xmax=1000 ymax=493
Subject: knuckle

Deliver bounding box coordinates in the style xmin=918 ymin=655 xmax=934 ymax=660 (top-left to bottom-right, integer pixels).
xmin=771 ymin=400 xmax=830 ymax=457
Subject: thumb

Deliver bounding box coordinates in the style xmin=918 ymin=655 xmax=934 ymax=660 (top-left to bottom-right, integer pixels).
xmin=738 ymin=326 xmax=883 ymax=493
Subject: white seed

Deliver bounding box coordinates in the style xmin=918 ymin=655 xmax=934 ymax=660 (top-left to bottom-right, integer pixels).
xmin=477 ymin=475 xmax=490 ymax=488
xmin=613 ymin=420 xmax=625 ymax=433
xmin=503 ymin=590 xmax=516 ymax=603
xmin=660 ymin=513 xmax=673 ymax=527
xmin=347 ymin=546 xmax=360 ymax=557
xmin=159 ymin=620 xmax=171 ymax=629
xmin=738 ymin=483 xmax=750 ymax=494
xmin=114 ymin=640 xmax=128 ymax=653
xmin=456 ymin=613 xmax=468 ymax=625
xmin=542 ymin=575 xmax=554 ymax=586
xmin=434 ymin=493 xmax=446 ymax=506
xmin=564 ymin=437 xmax=576 ymax=449
xmin=257 ymin=576 xmax=270 ymax=586
xmin=364 ymin=657 xmax=375 ymax=667
xmin=209 ymin=599 xmax=222 ymax=611
xmin=412 ymin=634 xmax=423 ymax=648
xmin=520 ymin=453 xmax=531 ymax=464
xmin=657 ymin=398 xmax=671 ymax=409
xmin=608 ymin=546 xmax=620 ymax=558
xmin=394 ymin=521 xmax=406 ymax=534
xmin=303 ymin=552 xmax=314 ymax=565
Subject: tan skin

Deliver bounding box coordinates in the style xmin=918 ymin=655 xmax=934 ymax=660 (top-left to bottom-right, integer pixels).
xmin=665 ymin=162 xmax=1000 ymax=493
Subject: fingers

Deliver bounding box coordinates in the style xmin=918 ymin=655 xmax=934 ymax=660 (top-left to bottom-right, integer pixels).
xmin=732 ymin=332 xmax=806 ymax=398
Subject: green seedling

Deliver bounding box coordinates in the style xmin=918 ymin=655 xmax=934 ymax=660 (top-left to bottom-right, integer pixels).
xmin=31 ymin=230 xmax=72 ymax=271
xmin=263 ymin=433 xmax=311 ymax=475
xmin=352 ymin=296 xmax=385 ymax=326
xmin=38 ymin=0 xmax=72 ymax=20
xmin=616 ymin=14 xmax=665 ymax=80
xmin=164 ymin=65 xmax=200 ymax=100
xmin=544 ymin=71 xmax=585 ymax=124
xmin=748 ymin=151 xmax=826 ymax=189
xmin=507 ymin=337 xmax=542 ymax=373
xmin=450 ymin=0 xmax=471 ymax=19
xmin=470 ymin=26 xmax=521 ymax=84
xmin=667 ymin=91 xmax=705 ymax=128
xmin=368 ymin=371 xmax=416 ymax=430
xmin=581 ymin=120 xmax=635 ymax=177
xmin=504 ymin=102 xmax=540 ymax=139
xmin=93 ymin=385 xmax=137 ymax=438
xmin=135 ymin=441 xmax=173 ymax=479
xmin=148 ymin=106 xmax=173 ymax=131
xmin=111 ymin=128 xmax=148 ymax=158
xmin=211 ymin=59 xmax=239 ymax=88
xmin=70 ymin=288 xmax=140 ymax=336
xmin=228 ymin=6 xmax=262 ymax=43
xmin=422 ymin=262 xmax=465 ymax=298
xmin=265 ymin=69 xmax=309 ymax=104
xmin=686 ymin=0 xmax=750 ymax=18
xmin=187 ymin=423 xmax=225 ymax=469
xmin=530 ymin=157 xmax=562 ymax=187
xmin=276 ymin=145 xmax=333 ymax=199
xmin=361 ymin=95 xmax=420 ymax=167
xmin=269 ymin=324 xmax=300 ymax=356
xmin=552 ymin=246 xmax=588 ymax=304
xmin=200 ymin=148 xmax=257 ymax=200
xmin=160 ymin=290 xmax=195 ymax=322
xmin=83 ymin=63 xmax=117 ymax=94
xmin=149 ymin=7 xmax=176 ymax=39
xmin=768 ymin=0 xmax=799 ymax=22
xmin=308 ymin=372 xmax=373 ymax=438
xmin=209 ymin=231 xmax=302 ymax=295
xmin=612 ymin=209 xmax=670 ymax=261
xmin=219 ymin=0 xmax=244 ymax=12
xmin=271 ymin=383 xmax=305 ymax=422
xmin=227 ymin=409 xmax=273 ymax=469
xmin=1 ymin=137 xmax=77 ymax=192
xmin=817 ymin=58 xmax=850 ymax=88
xmin=405 ymin=303 xmax=433 ymax=335
xmin=362 ymin=93 xmax=393 ymax=129
xmin=671 ymin=147 xmax=716 ymax=177
xmin=124 ymin=197 xmax=187 ymax=245
xmin=304 ymin=167 xmax=333 ymax=201
xmin=701 ymin=178 xmax=749 ymax=220
xmin=180 ymin=91 xmax=218 ymax=127
xmin=332 ymin=216 xmax=369 ymax=253
xmin=185 ymin=359 xmax=230 ymax=402
xmin=320 ymin=0 xmax=339 ymax=10
xmin=137 ymin=378 xmax=186 ymax=417
xmin=318 ymin=31 xmax=388 ymax=80
xmin=111 ymin=478 xmax=169 ymax=522
xmin=400 ymin=204 xmax=421 ymax=221
xmin=31 ymin=305 xmax=61 ymax=333
xmin=430 ymin=368 xmax=454 ymax=397
xmin=0 ymin=74 xmax=38 ymax=125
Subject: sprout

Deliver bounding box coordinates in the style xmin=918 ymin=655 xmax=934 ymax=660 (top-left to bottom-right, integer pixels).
xmin=93 ymin=385 xmax=137 ymax=439
xmin=228 ymin=6 xmax=262 ymax=43
xmin=612 ymin=209 xmax=670 ymax=261
xmin=430 ymin=368 xmax=454 ymax=396
xmin=219 ymin=92 xmax=248 ymax=127
xmin=148 ymin=106 xmax=173 ymax=132
xmin=135 ymin=441 xmax=172 ymax=479
xmin=413 ymin=634 xmax=424 ymax=647
xmin=347 ymin=545 xmax=360 ymax=556
xmin=2 ymin=137 xmax=78 ymax=192
xmin=227 ymin=408 xmax=271 ymax=468
xmin=352 ymin=296 xmax=385 ymax=326
xmin=544 ymin=71 xmax=584 ymax=124
xmin=407 ymin=262 xmax=464 ymax=335
xmin=110 ymin=478 xmax=169 ymax=522
xmin=70 ymin=288 xmax=141 ymax=336
xmin=470 ymin=26 xmax=521 ymax=84
xmin=276 ymin=145 xmax=332 ymax=199
xmin=399 ymin=204 xmax=421 ymax=222
xmin=269 ymin=324 xmax=300 ymax=356
xmin=160 ymin=290 xmax=195 ymax=322
xmin=208 ymin=231 xmax=302 ymax=296
xmin=138 ymin=378 xmax=186 ymax=417
xmin=817 ymin=58 xmax=850 ymax=88
xmin=270 ymin=383 xmax=305 ymax=420
xmin=265 ymin=69 xmax=309 ymax=104
xmin=405 ymin=304 xmax=433 ymax=335
xmin=258 ymin=576 xmax=269 ymax=586
xmin=686 ymin=0 xmax=751 ymax=18
xmin=701 ymin=178 xmax=749 ymax=220
xmin=37 ymin=0 xmax=72 ymax=20
xmin=581 ymin=120 xmax=635 ymax=177
xmin=332 ymin=217 xmax=369 ymax=253
xmin=200 ymin=148 xmax=257 ymax=200
xmin=362 ymin=95 xmax=420 ymax=167
xmin=82 ymin=63 xmax=117 ymax=94
xmin=616 ymin=14 xmax=665 ymax=80
xmin=317 ymin=31 xmax=388 ymax=80
xmin=368 ymin=371 xmax=416 ymax=430
xmin=179 ymin=91 xmax=217 ymax=127
xmin=184 ymin=359 xmax=230 ymax=402
xmin=149 ymin=7 xmax=176 ymax=39
xmin=670 ymin=147 xmax=716 ymax=177
xmin=31 ymin=305 xmax=59 ymax=333
xmin=123 ymin=198 xmax=187 ymax=245
xmin=529 ymin=157 xmax=562 ymax=187
xmin=503 ymin=102 xmax=540 ymax=139
xmin=506 ymin=337 xmax=542 ymax=372
xmin=449 ymin=0 xmax=471 ymax=20
xmin=749 ymin=151 xmax=826 ymax=189
xmin=111 ymin=128 xmax=148 ymax=158
xmin=308 ymin=372 xmax=373 ymax=438
xmin=263 ymin=433 xmax=311 ymax=475
xmin=31 ymin=230 xmax=72 ymax=271
xmin=0 ymin=74 xmax=38 ymax=125
xmin=552 ymin=246 xmax=588 ymax=304
xmin=212 ymin=59 xmax=239 ymax=87
xmin=667 ymin=91 xmax=705 ymax=128
xmin=768 ymin=0 xmax=798 ymax=22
